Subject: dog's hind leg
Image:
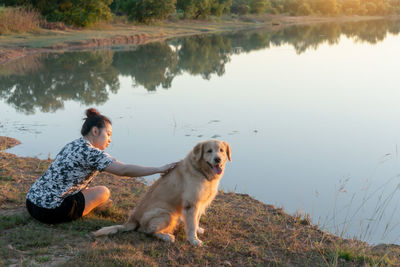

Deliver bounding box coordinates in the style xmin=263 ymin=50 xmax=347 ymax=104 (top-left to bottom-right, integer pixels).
xmin=140 ymin=209 xmax=179 ymax=242
xmin=123 ymin=222 xmax=139 ymax=232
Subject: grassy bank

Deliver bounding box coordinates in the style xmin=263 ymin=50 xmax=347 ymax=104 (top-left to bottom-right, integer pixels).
xmin=0 ymin=14 xmax=395 ymax=65
xmin=1 ymin=136 xmax=400 ymax=266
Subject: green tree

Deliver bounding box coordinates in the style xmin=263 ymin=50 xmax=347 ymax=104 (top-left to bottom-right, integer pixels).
xmin=29 ymin=0 xmax=113 ymax=26
xmin=249 ymin=0 xmax=269 ymax=14
xmin=341 ymin=0 xmax=360 ymax=15
xmin=314 ymin=0 xmax=338 ymax=15
xmin=109 ymin=0 xmax=131 ymax=15
xmin=0 ymin=0 xmax=30 ymax=6
xmin=389 ymin=0 xmax=400 ymax=14
xmin=211 ymin=0 xmax=232 ymax=16
xmin=283 ymin=0 xmax=300 ymax=15
xmin=230 ymin=0 xmax=249 ymax=14
xmin=364 ymin=1 xmax=377 ymax=15
xmin=127 ymin=0 xmax=176 ymax=23
xmin=176 ymin=0 xmax=195 ymax=18
xmin=373 ymin=0 xmax=391 ymax=15
xmin=177 ymin=0 xmax=210 ymax=19
xmin=268 ymin=0 xmax=287 ymax=14
xmin=297 ymin=1 xmax=312 ymax=15
xmin=177 ymin=0 xmax=231 ymax=18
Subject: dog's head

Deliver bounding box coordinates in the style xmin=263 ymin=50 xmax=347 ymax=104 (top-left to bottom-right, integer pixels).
xmin=191 ymin=140 xmax=231 ymax=179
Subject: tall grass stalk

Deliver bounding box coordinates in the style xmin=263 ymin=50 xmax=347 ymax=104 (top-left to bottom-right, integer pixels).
xmin=0 ymin=6 xmax=41 ymax=34
xmin=321 ymin=171 xmax=400 ymax=244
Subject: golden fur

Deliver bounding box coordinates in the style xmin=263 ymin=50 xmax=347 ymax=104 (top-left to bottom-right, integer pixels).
xmin=92 ymin=140 xmax=231 ymax=246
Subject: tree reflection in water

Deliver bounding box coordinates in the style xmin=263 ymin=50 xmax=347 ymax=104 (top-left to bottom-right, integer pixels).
xmin=0 ymin=19 xmax=399 ymax=114
xmin=112 ymin=42 xmax=179 ymax=91
xmin=0 ymin=51 xmax=119 ymax=114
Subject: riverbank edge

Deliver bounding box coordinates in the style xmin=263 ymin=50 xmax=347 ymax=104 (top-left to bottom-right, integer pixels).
xmin=0 ymin=14 xmax=397 ymax=65
xmin=1 ymin=135 xmax=400 ymax=266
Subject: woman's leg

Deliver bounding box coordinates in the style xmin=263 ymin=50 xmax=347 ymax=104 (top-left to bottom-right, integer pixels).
xmin=81 ymin=186 xmax=110 ymax=216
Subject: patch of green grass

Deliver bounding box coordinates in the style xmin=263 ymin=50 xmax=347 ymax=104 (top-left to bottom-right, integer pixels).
xmin=5 ymin=222 xmax=64 ymax=250
xmin=0 ymin=213 xmax=31 ymax=230
xmin=26 ymin=247 xmax=49 ymax=256
xmin=54 ymin=216 xmax=116 ymax=238
xmin=320 ymin=246 xmax=397 ymax=266
xmin=0 ymin=239 xmax=19 ymax=264
xmin=35 ymin=255 xmax=51 ymax=263
xmin=337 ymin=249 xmax=356 ymax=261
xmin=68 ymin=243 xmax=155 ymax=267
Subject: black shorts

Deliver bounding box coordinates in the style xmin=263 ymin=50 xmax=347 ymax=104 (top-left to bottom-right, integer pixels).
xmin=26 ymin=192 xmax=85 ymax=224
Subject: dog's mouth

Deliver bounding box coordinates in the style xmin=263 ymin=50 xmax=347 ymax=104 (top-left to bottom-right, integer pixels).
xmin=207 ymin=162 xmax=223 ymax=175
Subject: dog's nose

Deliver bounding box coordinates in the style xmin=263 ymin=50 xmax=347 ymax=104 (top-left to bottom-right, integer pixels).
xmin=214 ymin=157 xmax=221 ymax=164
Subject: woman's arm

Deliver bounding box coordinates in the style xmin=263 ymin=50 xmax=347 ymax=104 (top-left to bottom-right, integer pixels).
xmin=103 ymin=160 xmax=178 ymax=177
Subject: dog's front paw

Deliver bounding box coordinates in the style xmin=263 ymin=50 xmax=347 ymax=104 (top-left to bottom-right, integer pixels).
xmin=155 ymin=233 xmax=175 ymax=243
xmin=189 ymin=238 xmax=203 ymax=246
xmin=197 ymin=227 xmax=205 ymax=235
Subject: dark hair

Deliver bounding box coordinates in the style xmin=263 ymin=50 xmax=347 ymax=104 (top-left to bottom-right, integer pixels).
xmin=81 ymin=108 xmax=111 ymax=136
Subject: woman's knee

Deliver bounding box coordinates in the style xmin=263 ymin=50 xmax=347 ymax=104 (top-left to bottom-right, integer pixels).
xmin=98 ymin=186 xmax=110 ymax=201
xmin=83 ymin=186 xmax=110 ymax=202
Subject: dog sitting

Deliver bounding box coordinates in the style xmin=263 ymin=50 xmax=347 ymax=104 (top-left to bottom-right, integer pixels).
xmin=92 ymin=140 xmax=231 ymax=246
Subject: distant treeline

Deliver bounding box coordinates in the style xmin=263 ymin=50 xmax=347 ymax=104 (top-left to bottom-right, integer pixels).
xmin=1 ymin=0 xmax=400 ymax=26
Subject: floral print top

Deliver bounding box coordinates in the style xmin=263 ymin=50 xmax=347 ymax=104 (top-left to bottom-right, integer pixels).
xmin=26 ymin=137 xmax=114 ymax=209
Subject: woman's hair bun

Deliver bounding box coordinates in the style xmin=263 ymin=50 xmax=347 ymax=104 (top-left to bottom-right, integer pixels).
xmin=85 ymin=108 xmax=100 ymax=118
xmin=81 ymin=108 xmax=111 ymax=136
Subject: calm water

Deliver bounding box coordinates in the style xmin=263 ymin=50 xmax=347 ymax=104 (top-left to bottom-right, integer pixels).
xmin=1 ymin=19 xmax=400 ymax=245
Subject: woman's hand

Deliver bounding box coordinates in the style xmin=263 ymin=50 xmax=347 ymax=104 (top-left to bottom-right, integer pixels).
xmin=158 ymin=162 xmax=179 ymax=175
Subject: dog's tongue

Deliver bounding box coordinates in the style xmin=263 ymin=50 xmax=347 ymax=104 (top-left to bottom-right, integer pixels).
xmin=213 ymin=165 xmax=222 ymax=175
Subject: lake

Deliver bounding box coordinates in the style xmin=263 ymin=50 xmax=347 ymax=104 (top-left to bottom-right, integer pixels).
xmin=1 ymin=19 xmax=400 ymax=245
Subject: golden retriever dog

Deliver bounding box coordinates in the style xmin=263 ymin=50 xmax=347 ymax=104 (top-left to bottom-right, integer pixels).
xmin=92 ymin=140 xmax=231 ymax=246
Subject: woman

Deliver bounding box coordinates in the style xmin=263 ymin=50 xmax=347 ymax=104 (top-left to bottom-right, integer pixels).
xmin=26 ymin=108 xmax=177 ymax=224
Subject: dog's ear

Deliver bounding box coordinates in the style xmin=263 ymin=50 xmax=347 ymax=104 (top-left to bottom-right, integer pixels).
xmin=192 ymin=142 xmax=204 ymax=162
xmin=224 ymin=142 xmax=232 ymax=162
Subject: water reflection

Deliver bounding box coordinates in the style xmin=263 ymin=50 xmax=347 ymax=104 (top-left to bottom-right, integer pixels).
xmin=113 ymin=43 xmax=178 ymax=91
xmin=176 ymin=35 xmax=232 ymax=79
xmin=0 ymin=19 xmax=399 ymax=114
xmin=0 ymin=51 xmax=119 ymax=114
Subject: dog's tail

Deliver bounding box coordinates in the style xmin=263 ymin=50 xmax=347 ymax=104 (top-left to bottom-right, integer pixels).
xmin=92 ymin=222 xmax=138 ymax=237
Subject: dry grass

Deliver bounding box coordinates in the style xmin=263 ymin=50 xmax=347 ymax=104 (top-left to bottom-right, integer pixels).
xmin=1 ymin=136 xmax=400 ymax=266
xmin=0 ymin=7 xmax=41 ymax=35
xmin=0 ymin=136 xmax=20 ymax=152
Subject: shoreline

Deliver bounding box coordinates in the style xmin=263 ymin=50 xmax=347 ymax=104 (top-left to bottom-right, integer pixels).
xmin=0 ymin=14 xmax=396 ymax=65
xmin=1 ymin=135 xmax=400 ymax=265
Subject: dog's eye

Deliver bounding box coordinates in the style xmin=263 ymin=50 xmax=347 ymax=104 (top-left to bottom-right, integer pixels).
xmin=207 ymin=149 xmax=212 ymax=153
xmin=220 ymin=148 xmax=224 ymax=152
